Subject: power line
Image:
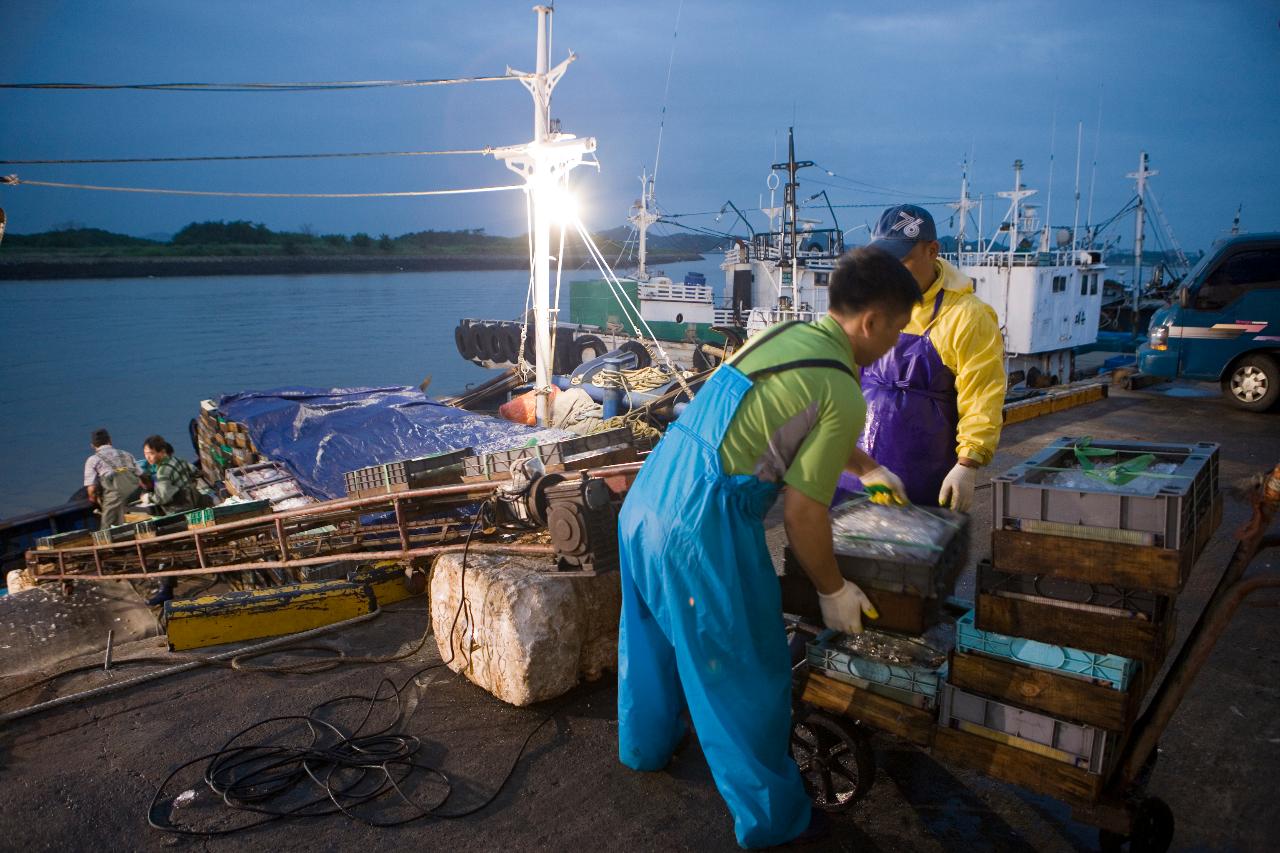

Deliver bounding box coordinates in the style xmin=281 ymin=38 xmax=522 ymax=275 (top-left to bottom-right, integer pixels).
xmin=0 ymin=147 xmax=503 ymax=166
xmin=0 ymin=74 xmax=529 ymax=93
xmin=0 ymin=175 xmax=525 ymax=199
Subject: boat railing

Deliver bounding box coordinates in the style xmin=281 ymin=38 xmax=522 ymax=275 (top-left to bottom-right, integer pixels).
xmin=638 ymin=281 xmax=715 ymax=303
xmin=947 ymin=249 xmax=1099 ymax=268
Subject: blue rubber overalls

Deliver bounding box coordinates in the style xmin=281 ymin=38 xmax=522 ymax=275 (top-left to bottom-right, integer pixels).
xmin=835 ymin=289 xmax=960 ymax=506
xmin=617 ymin=322 xmax=851 ymax=849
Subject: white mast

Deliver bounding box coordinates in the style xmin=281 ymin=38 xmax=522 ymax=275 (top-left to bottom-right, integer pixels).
xmin=949 ymin=156 xmax=976 ymax=250
xmin=997 ymin=159 xmax=1036 ymax=263
xmin=494 ymin=5 xmax=596 ymax=426
xmin=629 ymin=170 xmax=660 ymax=282
xmin=1127 ymin=151 xmax=1156 ymax=336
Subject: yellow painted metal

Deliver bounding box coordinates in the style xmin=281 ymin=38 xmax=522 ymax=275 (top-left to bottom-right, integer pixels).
xmin=350 ymin=561 xmax=427 ymax=607
xmin=164 ymin=578 xmax=376 ymax=651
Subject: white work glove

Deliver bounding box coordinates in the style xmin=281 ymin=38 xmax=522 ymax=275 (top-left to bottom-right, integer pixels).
xmin=861 ymin=465 xmax=907 ymax=506
xmin=938 ymin=462 xmax=978 ymax=513
xmin=818 ymin=580 xmax=879 ymax=634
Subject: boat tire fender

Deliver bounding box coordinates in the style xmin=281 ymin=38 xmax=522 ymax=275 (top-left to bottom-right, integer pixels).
xmin=618 ymin=340 xmax=652 ymax=369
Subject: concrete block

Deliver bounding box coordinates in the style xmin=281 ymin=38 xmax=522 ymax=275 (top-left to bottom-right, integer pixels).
xmin=430 ymin=552 xmax=620 ymax=706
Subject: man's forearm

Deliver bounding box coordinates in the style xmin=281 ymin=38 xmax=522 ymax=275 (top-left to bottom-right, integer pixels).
xmin=843 ymin=446 xmax=878 ymax=477
xmin=783 ymin=488 xmax=844 ymax=595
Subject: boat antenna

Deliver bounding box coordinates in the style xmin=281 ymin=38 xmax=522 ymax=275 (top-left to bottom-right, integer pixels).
xmin=1043 ymin=107 xmax=1057 ymax=253
xmin=1085 ymin=87 xmax=1103 ymax=247
xmin=949 ymin=153 xmax=976 ymax=251
xmin=649 ymin=0 xmax=683 ymax=193
xmin=1231 ymin=204 xmax=1242 ymax=235
xmin=1072 ymin=120 xmax=1083 ymax=251
xmin=772 ymin=127 xmax=814 ymax=313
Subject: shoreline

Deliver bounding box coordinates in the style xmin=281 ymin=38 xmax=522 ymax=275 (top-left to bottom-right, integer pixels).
xmin=0 ymin=251 xmax=706 ymax=281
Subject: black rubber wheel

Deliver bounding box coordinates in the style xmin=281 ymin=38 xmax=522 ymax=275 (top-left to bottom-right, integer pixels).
xmin=790 ymin=711 xmax=874 ymax=812
xmin=573 ymin=334 xmax=607 ymax=365
xmin=470 ymin=323 xmax=493 ymax=361
xmin=482 ymin=324 xmax=506 ymax=363
xmin=618 ymin=339 xmax=651 ymax=369
xmin=1097 ymin=797 xmax=1174 ymax=853
xmin=1222 ymin=352 xmax=1280 ymax=412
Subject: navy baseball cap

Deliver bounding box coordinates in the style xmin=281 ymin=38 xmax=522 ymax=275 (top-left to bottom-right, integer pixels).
xmin=867 ymin=204 xmax=937 ymax=260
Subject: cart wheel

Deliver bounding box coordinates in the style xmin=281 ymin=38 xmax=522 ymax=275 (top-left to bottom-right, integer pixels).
xmin=1097 ymin=797 xmax=1174 ymax=853
xmin=790 ymin=711 xmax=874 ymax=812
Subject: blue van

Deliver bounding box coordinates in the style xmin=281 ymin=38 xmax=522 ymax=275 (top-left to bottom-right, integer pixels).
xmin=1139 ymin=233 xmax=1280 ymax=411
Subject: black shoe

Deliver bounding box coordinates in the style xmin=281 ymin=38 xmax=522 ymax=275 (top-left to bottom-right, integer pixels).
xmin=146 ymin=586 xmax=175 ymax=607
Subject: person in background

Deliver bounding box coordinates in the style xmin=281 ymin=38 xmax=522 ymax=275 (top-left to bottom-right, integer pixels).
xmin=836 ymin=204 xmax=1006 ymax=512
xmin=84 ymin=428 xmax=142 ymax=529
xmin=140 ymin=435 xmax=203 ymax=606
xmin=617 ymin=247 xmax=920 ymax=848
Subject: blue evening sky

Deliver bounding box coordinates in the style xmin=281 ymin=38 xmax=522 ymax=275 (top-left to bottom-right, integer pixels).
xmin=1 ymin=1 xmax=1277 ymax=252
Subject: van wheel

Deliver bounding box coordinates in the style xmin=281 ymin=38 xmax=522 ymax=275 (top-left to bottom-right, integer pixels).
xmin=1222 ymin=353 xmax=1280 ymax=411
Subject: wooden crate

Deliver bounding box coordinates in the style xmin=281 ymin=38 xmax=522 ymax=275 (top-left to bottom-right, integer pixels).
xmin=932 ymin=723 xmax=1105 ymax=808
xmin=796 ymin=669 xmax=935 ymax=747
xmin=992 ymin=494 xmax=1220 ymax=595
xmin=948 ymin=650 xmax=1150 ymax=731
xmin=974 ymin=588 xmax=1175 ymax=666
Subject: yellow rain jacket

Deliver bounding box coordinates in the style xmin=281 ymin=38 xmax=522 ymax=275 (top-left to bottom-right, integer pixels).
xmin=911 ymin=258 xmax=1006 ymax=465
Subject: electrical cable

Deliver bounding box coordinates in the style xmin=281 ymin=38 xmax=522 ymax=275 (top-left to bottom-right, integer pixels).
xmin=0 ymin=74 xmax=529 ymax=93
xmin=0 ymin=148 xmax=501 ymax=166
xmin=0 ymin=175 xmax=524 ymax=199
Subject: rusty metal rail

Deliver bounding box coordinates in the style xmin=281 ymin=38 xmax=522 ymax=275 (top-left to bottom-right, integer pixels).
xmin=27 ymin=461 xmax=642 ymax=581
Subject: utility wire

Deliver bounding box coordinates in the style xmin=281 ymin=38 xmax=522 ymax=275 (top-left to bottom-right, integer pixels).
xmin=0 ymin=175 xmax=524 ymax=199
xmin=0 ymin=147 xmax=503 ymax=166
xmin=0 ymin=74 xmax=529 ymax=93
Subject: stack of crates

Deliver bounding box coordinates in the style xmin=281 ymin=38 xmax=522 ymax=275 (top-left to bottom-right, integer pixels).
xmin=226 ymin=461 xmax=316 ymax=511
xmin=790 ymin=502 xmax=970 ymax=717
xmin=460 ymin=428 xmax=638 ymax=483
xmin=934 ymin=437 xmax=1222 ymax=802
xmin=195 ymin=400 xmax=261 ymax=485
xmin=185 ymin=499 xmax=272 ymax=530
xmin=343 ymin=448 xmax=473 ymax=498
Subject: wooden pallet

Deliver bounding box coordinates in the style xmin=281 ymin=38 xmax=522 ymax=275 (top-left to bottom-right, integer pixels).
xmin=931 ymin=723 xmax=1106 ymax=808
xmin=1002 ymin=382 xmax=1109 ymax=426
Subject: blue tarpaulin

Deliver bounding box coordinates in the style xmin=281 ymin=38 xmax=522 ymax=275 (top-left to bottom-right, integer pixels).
xmin=217 ymin=386 xmax=568 ymax=500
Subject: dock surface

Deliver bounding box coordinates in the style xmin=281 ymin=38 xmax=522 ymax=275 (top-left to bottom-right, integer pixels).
xmin=2 ymin=380 xmax=1277 ymax=851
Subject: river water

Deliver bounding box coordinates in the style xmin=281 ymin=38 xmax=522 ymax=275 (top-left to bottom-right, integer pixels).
xmin=0 ymin=257 xmax=725 ymax=518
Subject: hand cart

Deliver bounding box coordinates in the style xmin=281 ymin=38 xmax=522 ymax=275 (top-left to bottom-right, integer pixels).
xmin=787 ymin=463 xmax=1280 ymax=852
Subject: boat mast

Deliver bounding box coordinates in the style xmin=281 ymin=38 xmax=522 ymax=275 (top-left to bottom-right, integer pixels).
xmin=950 ymin=157 xmax=976 ymax=251
xmin=771 ymin=127 xmax=813 ymax=313
xmin=1127 ymin=151 xmax=1156 ymax=341
xmin=630 ymin=170 xmax=659 ymax=282
xmin=494 ymin=5 xmax=596 ymax=427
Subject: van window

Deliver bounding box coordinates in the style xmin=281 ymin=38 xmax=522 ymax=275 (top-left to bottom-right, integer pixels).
xmin=1195 ymin=249 xmax=1280 ymax=310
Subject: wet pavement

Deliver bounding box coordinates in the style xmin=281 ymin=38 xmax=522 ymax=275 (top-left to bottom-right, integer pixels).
xmin=1 ymin=381 xmax=1277 ymax=851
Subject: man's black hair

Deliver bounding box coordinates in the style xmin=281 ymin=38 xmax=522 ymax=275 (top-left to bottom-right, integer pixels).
xmin=828 ymin=246 xmax=922 ymax=316
xmin=143 ymin=435 xmax=175 ymax=456
xmin=91 ymin=428 xmax=111 ymax=448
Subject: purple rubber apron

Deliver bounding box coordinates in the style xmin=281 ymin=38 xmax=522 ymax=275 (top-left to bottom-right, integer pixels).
xmin=835 ymin=289 xmax=959 ymax=506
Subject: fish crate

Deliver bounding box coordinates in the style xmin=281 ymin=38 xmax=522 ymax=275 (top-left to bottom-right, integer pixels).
xmin=37 ymin=529 xmax=95 ymax=550
xmin=939 ymin=683 xmax=1116 ymax=774
xmin=93 ymin=523 xmax=138 ymax=545
xmin=185 ymin=500 xmax=272 ymax=529
xmin=135 ymin=512 xmax=191 ymax=540
xmin=806 ymin=627 xmax=951 ymax=710
xmin=993 ymin=438 xmax=1218 ymax=548
xmin=344 ymin=448 xmax=474 ymax=498
xmin=462 ymin=429 xmax=635 ymax=482
xmin=781 ymin=503 xmax=969 ymax=635
xmin=955 ymin=608 xmax=1136 ymax=691
xmin=975 ymin=561 xmax=1175 ymax=665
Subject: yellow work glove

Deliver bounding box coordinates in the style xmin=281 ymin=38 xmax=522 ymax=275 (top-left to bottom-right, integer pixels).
xmin=938 ymin=462 xmax=978 ymax=512
xmin=817 ymin=580 xmax=879 ymax=634
xmin=862 ymin=465 xmax=907 ymax=505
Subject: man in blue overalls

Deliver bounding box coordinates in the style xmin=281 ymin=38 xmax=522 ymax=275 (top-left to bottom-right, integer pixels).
xmin=617 ymin=247 xmax=922 ymax=848
xmin=835 ymin=205 xmax=1006 ymax=511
